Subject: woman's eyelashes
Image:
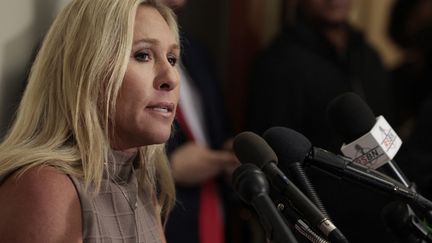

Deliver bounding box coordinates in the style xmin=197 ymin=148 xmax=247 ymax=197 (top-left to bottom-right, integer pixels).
xmin=167 ymin=53 xmax=178 ymax=66
xmin=133 ymin=49 xmax=178 ymax=66
xmin=134 ymin=50 xmax=151 ymax=62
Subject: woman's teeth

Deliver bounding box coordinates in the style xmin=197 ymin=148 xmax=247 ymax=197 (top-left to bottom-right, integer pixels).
xmin=152 ymin=107 xmax=168 ymax=113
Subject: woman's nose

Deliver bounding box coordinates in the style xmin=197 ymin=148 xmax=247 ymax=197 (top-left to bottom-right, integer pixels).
xmin=154 ymin=61 xmax=179 ymax=91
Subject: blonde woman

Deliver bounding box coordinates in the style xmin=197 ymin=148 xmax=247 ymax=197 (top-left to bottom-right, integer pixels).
xmin=0 ymin=0 xmax=179 ymax=242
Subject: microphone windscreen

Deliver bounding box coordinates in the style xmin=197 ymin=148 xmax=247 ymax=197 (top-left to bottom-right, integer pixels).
xmin=263 ymin=127 xmax=312 ymax=166
xmin=327 ymin=92 xmax=376 ymax=143
xmin=233 ymin=131 xmax=278 ymax=169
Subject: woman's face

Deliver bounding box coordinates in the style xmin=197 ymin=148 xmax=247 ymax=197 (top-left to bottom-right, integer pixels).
xmin=113 ymin=5 xmax=180 ymax=150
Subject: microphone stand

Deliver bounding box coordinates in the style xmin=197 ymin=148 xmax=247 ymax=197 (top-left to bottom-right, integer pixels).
xmin=383 ymin=201 xmax=432 ymax=243
xmin=233 ymin=164 xmax=299 ymax=243
xmin=256 ymin=195 xmax=300 ymax=243
xmin=382 ymin=160 xmax=432 ymax=227
xmin=380 ymin=160 xmax=411 ymax=188
xmin=272 ymin=193 xmax=330 ymax=243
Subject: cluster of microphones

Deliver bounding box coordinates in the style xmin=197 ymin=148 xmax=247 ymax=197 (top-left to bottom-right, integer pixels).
xmin=232 ymin=92 xmax=432 ymax=243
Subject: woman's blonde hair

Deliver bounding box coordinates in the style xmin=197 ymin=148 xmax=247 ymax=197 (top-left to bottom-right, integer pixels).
xmin=0 ymin=0 xmax=177 ymax=218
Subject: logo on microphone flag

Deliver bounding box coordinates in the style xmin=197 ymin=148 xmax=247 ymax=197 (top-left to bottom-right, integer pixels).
xmin=340 ymin=116 xmax=402 ymax=169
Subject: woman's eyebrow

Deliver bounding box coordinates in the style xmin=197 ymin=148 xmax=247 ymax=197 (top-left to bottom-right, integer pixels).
xmin=133 ymin=38 xmax=179 ymax=51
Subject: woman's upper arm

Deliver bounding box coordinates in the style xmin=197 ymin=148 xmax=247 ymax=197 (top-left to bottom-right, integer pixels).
xmin=0 ymin=166 xmax=82 ymax=243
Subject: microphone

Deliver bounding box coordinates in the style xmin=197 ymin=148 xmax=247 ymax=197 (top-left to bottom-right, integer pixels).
xmin=263 ymin=127 xmax=330 ymax=219
xmin=233 ymin=131 xmax=348 ymax=243
xmin=260 ymin=127 xmax=432 ymax=213
xmin=327 ymin=92 xmax=409 ymax=187
xmin=232 ymin=163 xmax=299 ymax=243
xmin=327 ymin=93 xmax=432 ymax=229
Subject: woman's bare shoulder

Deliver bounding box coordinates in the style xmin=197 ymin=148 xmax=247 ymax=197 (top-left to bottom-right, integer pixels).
xmin=0 ymin=166 xmax=82 ymax=243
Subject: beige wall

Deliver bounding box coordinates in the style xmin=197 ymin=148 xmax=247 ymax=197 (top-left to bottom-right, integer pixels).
xmin=0 ymin=0 xmax=70 ymax=137
xmin=350 ymin=0 xmax=403 ymax=68
xmin=248 ymin=0 xmax=283 ymax=48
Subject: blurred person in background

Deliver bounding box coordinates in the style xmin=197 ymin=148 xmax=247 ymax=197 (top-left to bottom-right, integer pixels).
xmin=247 ymin=0 xmax=395 ymax=242
xmin=162 ymin=0 xmax=241 ymax=243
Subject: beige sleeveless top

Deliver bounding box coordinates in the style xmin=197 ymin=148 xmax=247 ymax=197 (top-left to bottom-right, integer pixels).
xmin=68 ymin=150 xmax=166 ymax=243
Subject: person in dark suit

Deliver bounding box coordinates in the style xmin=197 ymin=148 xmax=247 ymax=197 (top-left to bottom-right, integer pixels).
xmin=165 ymin=36 xmax=239 ymax=243
xmin=162 ymin=1 xmax=240 ymax=243
xmin=247 ymin=0 xmax=395 ymax=242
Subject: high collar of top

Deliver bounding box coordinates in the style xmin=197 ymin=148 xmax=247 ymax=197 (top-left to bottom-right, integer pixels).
xmin=105 ymin=149 xmax=138 ymax=184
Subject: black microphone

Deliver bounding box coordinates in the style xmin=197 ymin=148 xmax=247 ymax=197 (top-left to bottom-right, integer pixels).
xmin=327 ymin=92 xmax=410 ymax=187
xmin=326 ymin=93 xmax=432 ymax=228
xmin=260 ymin=127 xmax=432 ymax=212
xmin=232 ymin=163 xmax=299 ymax=243
xmin=263 ymin=127 xmax=330 ymax=219
xmin=233 ymin=131 xmax=348 ymax=243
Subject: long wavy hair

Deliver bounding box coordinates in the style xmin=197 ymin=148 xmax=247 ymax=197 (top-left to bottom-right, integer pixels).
xmin=0 ymin=0 xmax=177 ymax=219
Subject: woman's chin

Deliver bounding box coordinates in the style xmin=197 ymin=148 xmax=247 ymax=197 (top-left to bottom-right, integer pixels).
xmin=142 ymin=129 xmax=172 ymax=145
xmin=112 ymin=129 xmax=172 ymax=150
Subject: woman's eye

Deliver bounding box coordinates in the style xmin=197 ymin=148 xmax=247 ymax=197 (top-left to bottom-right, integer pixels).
xmin=134 ymin=51 xmax=151 ymax=62
xmin=167 ymin=55 xmax=177 ymax=66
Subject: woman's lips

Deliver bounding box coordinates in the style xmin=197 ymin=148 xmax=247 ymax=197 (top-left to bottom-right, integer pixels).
xmin=146 ymin=102 xmax=175 ymax=118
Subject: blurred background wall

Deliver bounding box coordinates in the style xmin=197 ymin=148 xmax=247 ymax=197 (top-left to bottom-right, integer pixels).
xmin=0 ymin=0 xmax=401 ymax=139
xmin=0 ymin=0 xmax=71 ymax=138
xmin=350 ymin=0 xmax=402 ymax=67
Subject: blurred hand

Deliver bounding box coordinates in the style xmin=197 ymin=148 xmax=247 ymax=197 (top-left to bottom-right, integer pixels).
xmin=221 ymin=138 xmax=241 ymax=178
xmin=170 ymin=141 xmax=238 ymax=186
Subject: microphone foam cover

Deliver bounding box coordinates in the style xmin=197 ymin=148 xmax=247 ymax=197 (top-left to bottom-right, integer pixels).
xmin=327 ymin=92 xmax=376 ymax=143
xmin=263 ymin=127 xmax=312 ymax=165
xmin=233 ymin=131 xmax=278 ymax=169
